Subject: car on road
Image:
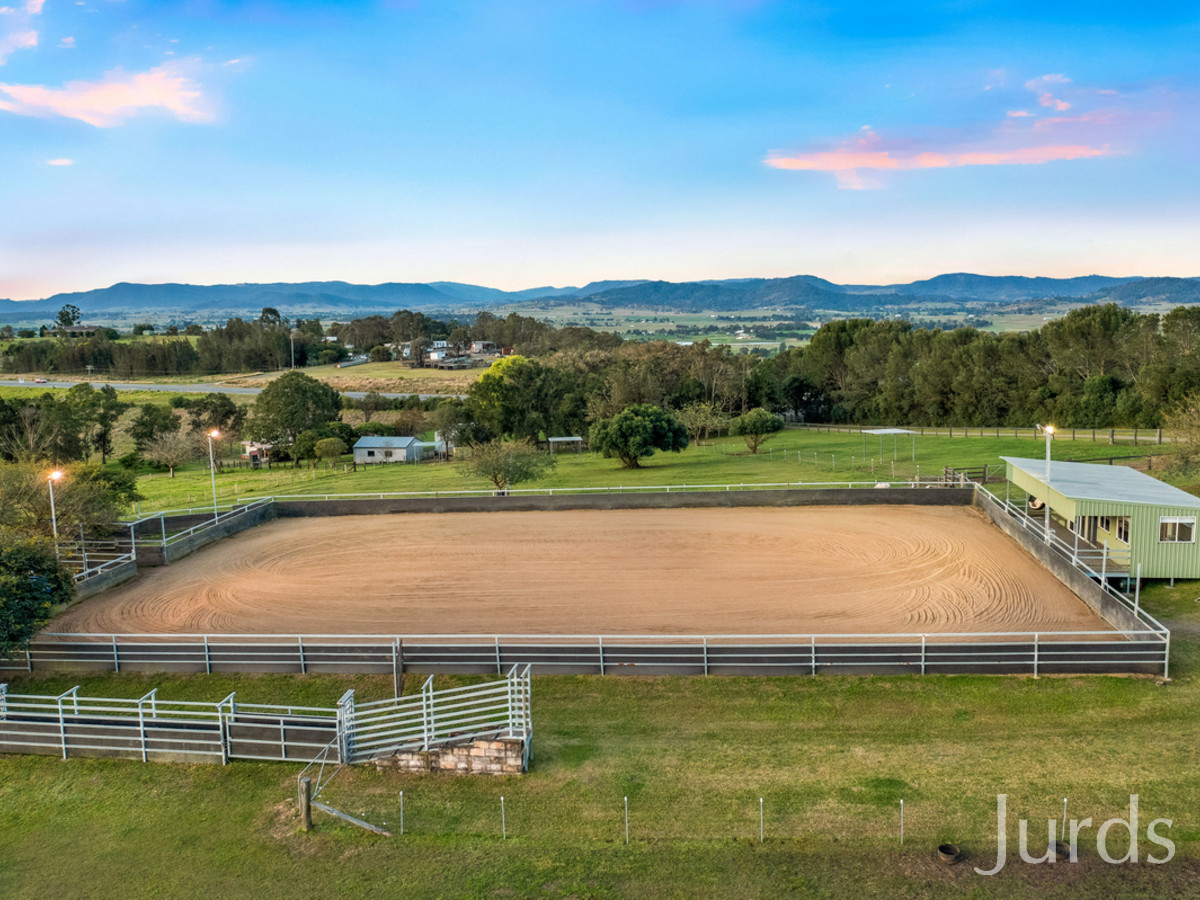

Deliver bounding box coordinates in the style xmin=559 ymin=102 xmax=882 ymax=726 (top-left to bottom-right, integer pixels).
xmin=33 ymin=378 xmax=47 ymax=383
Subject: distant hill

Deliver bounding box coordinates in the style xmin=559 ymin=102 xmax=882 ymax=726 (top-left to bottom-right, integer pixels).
xmin=1084 ymin=277 xmax=1200 ymax=305
xmin=1 ymin=272 xmax=1195 ymax=326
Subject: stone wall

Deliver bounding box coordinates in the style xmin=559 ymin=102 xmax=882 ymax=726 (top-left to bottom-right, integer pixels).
xmin=374 ymin=737 xmax=527 ymax=775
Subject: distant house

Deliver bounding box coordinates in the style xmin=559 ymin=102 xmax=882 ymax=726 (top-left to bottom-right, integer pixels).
xmin=353 ymin=436 xmax=421 ymax=465
xmin=471 ymin=340 xmax=497 ymax=353
xmin=240 ymin=441 xmax=273 ymax=467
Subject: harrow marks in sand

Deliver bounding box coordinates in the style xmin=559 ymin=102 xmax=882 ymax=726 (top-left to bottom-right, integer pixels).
xmin=52 ymin=506 xmax=1111 ymax=637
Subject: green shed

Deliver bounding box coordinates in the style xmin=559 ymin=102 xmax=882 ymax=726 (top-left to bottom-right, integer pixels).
xmin=1002 ymin=456 xmax=1200 ymax=580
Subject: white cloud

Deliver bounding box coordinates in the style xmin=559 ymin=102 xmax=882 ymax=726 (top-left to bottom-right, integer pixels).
xmin=45 ymin=157 xmax=73 ymax=165
xmin=58 ymin=35 xmax=75 ymax=48
xmin=0 ymin=61 xmax=214 ymax=127
xmin=0 ymin=27 xmax=35 ymax=63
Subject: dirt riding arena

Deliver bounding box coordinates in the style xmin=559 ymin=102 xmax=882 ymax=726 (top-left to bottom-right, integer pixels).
xmin=53 ymin=506 xmax=1112 ymax=636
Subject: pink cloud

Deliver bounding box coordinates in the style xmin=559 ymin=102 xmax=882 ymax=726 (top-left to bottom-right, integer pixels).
xmin=0 ymin=62 xmax=213 ymax=126
xmin=44 ymin=157 xmax=72 ymax=165
xmin=1006 ymin=110 xmax=1033 ymax=117
xmin=0 ymin=27 xmax=35 ymax=63
xmin=1037 ymin=92 xmax=1070 ymax=111
xmin=766 ymin=129 xmax=1112 ymax=189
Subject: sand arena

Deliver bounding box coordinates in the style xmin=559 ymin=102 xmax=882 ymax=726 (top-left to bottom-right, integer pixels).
xmin=52 ymin=506 xmax=1111 ymax=636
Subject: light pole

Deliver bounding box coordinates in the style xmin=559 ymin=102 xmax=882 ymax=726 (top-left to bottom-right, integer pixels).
xmin=47 ymin=470 xmax=63 ymax=558
xmin=1036 ymin=424 xmax=1055 ymax=543
xmin=207 ymin=429 xmax=220 ymax=521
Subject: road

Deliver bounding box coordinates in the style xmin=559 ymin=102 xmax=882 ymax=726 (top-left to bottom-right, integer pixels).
xmin=0 ymin=379 xmax=462 ymax=401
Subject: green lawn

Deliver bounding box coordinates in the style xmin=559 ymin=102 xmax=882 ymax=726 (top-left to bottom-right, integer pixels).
xmin=2 ymin=580 xmax=1199 ymax=897
xmin=132 ymin=428 xmax=1180 ymax=513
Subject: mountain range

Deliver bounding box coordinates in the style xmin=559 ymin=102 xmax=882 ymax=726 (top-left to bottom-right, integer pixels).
xmin=2 ymin=273 xmax=1198 ymax=325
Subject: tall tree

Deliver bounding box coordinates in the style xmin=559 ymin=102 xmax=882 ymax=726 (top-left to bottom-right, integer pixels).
xmin=246 ymin=370 xmax=342 ymax=449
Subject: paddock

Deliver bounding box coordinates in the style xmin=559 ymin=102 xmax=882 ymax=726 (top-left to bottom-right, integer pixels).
xmin=51 ymin=506 xmax=1113 ymax=637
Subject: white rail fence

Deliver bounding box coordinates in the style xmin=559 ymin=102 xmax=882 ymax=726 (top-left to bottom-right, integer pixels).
xmin=0 ymin=631 xmax=1168 ymax=678
xmin=0 ymin=667 xmax=531 ymax=766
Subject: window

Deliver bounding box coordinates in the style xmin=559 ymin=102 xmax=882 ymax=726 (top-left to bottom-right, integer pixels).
xmin=366 ymin=450 xmax=375 ymax=458
xmin=1159 ymin=516 xmax=1196 ymax=543
xmin=1116 ymin=517 xmax=1130 ymax=544
xmin=1099 ymin=516 xmax=1112 ymax=532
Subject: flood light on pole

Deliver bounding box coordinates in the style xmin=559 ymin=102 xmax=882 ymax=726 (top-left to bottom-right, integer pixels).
xmin=208 ymin=430 xmax=220 ymax=521
xmin=48 ymin=470 xmax=64 ymax=556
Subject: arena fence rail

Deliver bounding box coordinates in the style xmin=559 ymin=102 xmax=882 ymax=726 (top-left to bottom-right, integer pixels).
xmin=0 ymin=630 xmax=1168 ymax=679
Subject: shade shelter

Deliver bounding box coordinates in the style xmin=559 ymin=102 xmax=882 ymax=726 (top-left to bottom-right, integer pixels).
xmin=1002 ymin=456 xmax=1200 ymax=579
xmin=862 ymin=428 xmax=917 ymax=462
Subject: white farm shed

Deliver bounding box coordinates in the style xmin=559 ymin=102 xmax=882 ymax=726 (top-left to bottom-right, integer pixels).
xmin=353 ymin=436 xmax=421 ymax=465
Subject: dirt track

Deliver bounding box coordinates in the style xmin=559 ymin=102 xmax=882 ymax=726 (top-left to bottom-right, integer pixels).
xmin=52 ymin=506 xmax=1112 ymax=636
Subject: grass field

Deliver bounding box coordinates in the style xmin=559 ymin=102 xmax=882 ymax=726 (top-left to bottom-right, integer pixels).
xmin=131 ymin=427 xmax=1181 ymax=513
xmin=2 ymin=578 xmax=1199 ymax=898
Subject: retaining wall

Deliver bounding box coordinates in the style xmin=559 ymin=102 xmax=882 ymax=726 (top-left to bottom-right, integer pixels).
xmin=973 ymin=489 xmax=1147 ymax=635
xmin=136 ymin=503 xmax=278 ymax=567
xmin=274 ymin=487 xmax=976 ymax=517
xmin=374 ymin=737 xmax=527 ymax=775
xmin=75 ymin=560 xmax=138 ymax=600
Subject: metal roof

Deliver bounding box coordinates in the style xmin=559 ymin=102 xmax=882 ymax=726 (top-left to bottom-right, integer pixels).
xmin=353 ymin=436 xmax=417 ymax=449
xmin=862 ymin=428 xmax=916 ymax=435
xmin=1002 ymin=456 xmax=1200 ymax=508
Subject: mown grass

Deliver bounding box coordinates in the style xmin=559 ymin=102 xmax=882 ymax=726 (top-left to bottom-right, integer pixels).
xmin=1 ymin=582 xmax=1198 ymax=898
xmin=131 ymin=428 xmax=1179 ymax=512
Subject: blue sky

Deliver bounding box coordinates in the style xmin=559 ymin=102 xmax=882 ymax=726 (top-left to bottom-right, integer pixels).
xmin=2 ymin=1 xmax=1198 ymax=299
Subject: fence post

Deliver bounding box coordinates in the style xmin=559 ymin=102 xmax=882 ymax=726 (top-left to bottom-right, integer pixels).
xmin=1033 ymin=633 xmax=1039 ymax=678
xmin=811 ymin=635 xmax=816 ymax=676
xmin=160 ymin=514 xmax=167 ymax=548
xmin=204 ymin=635 xmax=212 ymax=674
xmin=112 ymin=635 xmax=120 ymax=673
xmin=0 ymin=683 xmax=6 ymax=719
xmin=298 ymin=636 xmax=306 ymax=675
xmin=921 ymin=635 xmax=926 ymax=675
xmin=495 ymin=636 xmax=502 ymax=676
xmin=702 ymin=637 xmax=709 ymax=676
xmin=393 ymin=639 xmax=402 ymax=699
xmin=299 ymin=777 xmax=313 ymax=831
xmin=138 ymin=694 xmax=148 ymax=762
xmin=336 ymin=689 xmax=355 ymax=763
xmin=598 ymin=636 xmax=605 ymax=675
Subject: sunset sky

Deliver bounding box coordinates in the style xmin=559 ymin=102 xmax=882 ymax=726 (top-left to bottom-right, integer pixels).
xmin=2 ymin=1 xmax=1198 ymax=300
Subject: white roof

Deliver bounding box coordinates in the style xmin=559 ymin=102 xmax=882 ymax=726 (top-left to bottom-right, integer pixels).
xmin=1002 ymin=457 xmax=1200 ymax=508
xmin=862 ymin=428 xmax=916 ymax=435
xmin=353 ymin=436 xmax=417 ymax=449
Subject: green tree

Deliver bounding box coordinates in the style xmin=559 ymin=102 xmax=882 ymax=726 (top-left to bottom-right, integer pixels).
xmin=369 ymin=345 xmax=392 ymax=363
xmin=0 ymin=530 xmax=72 ymax=653
xmin=247 ymin=370 xmax=342 ymax=449
xmin=1163 ymin=393 xmax=1200 ymax=474
xmin=55 ymin=304 xmax=81 ymax=332
xmin=459 ymin=438 xmax=556 ymax=491
xmin=729 ymin=407 xmax=785 ymax=453
xmin=91 ymin=385 xmax=131 ymax=464
xmin=589 ymin=404 xmax=688 ymax=469
xmin=129 ymin=403 xmax=181 ymax=453
xmin=314 ymin=437 xmax=347 ymax=469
